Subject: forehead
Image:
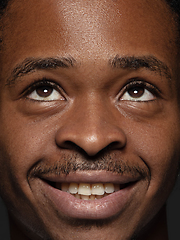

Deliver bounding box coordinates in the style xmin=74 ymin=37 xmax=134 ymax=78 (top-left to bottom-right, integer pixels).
xmin=1 ymin=0 xmax=178 ymax=72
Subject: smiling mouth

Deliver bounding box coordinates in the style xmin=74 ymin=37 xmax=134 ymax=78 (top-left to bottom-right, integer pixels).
xmin=34 ymin=170 xmax=145 ymax=220
xmin=47 ymin=181 xmax=132 ymax=200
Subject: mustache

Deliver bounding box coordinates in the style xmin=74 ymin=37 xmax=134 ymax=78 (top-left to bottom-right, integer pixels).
xmin=29 ymin=152 xmax=150 ymax=180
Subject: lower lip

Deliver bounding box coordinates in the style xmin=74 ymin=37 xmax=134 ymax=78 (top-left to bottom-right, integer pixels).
xmin=40 ymin=180 xmax=138 ymax=219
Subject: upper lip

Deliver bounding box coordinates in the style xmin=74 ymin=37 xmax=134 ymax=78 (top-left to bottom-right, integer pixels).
xmin=30 ymin=170 xmax=148 ymax=220
xmin=38 ymin=170 xmax=142 ymax=185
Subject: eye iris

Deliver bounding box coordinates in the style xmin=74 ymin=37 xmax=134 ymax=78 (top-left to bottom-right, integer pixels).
xmin=128 ymin=87 xmax=144 ymax=98
xmin=36 ymin=86 xmax=53 ymax=97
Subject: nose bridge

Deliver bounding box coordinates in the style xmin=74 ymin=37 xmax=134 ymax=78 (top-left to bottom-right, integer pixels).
xmin=79 ymin=94 xmax=107 ymax=132
xmin=55 ymin=94 xmax=127 ymax=156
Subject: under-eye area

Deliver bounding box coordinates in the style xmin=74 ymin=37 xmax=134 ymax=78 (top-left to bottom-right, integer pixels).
xmin=46 ymin=181 xmax=134 ymax=200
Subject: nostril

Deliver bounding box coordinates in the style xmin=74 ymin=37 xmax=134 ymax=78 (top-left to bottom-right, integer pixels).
xmin=59 ymin=140 xmax=86 ymax=154
xmin=56 ymin=135 xmax=127 ymax=156
xmin=56 ymin=140 xmax=126 ymax=160
xmin=55 ymin=122 xmax=127 ymax=156
xmin=58 ymin=140 xmax=77 ymax=150
xmin=106 ymin=141 xmax=125 ymax=151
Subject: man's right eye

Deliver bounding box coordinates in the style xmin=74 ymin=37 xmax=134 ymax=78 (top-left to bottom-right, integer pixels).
xmin=26 ymin=80 xmax=66 ymax=101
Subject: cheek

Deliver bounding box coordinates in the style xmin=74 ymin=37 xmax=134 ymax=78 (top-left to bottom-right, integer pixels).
xmin=0 ymin=117 xmax=54 ymax=197
xmin=131 ymin=121 xmax=180 ymax=197
xmin=0 ymin=119 xmax=55 ymax=232
xmin=0 ymin=123 xmax=51 ymax=172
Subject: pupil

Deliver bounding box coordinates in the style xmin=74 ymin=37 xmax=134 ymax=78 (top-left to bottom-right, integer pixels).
xmin=36 ymin=86 xmax=53 ymax=97
xmin=128 ymin=87 xmax=144 ymax=98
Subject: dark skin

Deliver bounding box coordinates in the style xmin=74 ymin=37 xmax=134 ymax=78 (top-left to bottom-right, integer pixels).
xmin=0 ymin=0 xmax=180 ymax=239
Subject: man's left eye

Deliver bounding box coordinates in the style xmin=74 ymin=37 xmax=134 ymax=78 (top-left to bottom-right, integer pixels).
xmin=121 ymin=83 xmax=156 ymax=102
xmin=27 ymin=85 xmax=65 ymax=101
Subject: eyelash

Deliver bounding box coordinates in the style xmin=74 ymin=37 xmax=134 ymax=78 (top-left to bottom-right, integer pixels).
xmin=22 ymin=77 xmax=160 ymax=103
xmin=120 ymin=79 xmax=160 ymax=98
xmin=23 ymin=78 xmax=63 ymax=98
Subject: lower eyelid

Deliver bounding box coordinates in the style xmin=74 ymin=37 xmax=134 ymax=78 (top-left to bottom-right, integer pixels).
xmin=27 ymin=88 xmax=65 ymax=101
xmin=119 ymin=82 xmax=158 ymax=101
xmin=22 ymin=79 xmax=66 ymax=100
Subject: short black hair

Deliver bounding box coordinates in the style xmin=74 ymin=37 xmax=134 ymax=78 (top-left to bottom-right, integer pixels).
xmin=0 ymin=0 xmax=9 ymax=14
xmin=166 ymin=1 xmax=180 ymax=34
xmin=166 ymin=0 xmax=180 ymax=16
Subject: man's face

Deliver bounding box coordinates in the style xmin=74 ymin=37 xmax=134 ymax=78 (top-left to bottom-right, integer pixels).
xmin=0 ymin=0 xmax=180 ymax=239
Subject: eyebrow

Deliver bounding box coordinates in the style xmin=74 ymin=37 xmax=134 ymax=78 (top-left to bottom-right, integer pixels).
xmin=109 ymin=55 xmax=171 ymax=80
xmin=6 ymin=56 xmax=76 ymax=86
xmin=6 ymin=54 xmax=171 ymax=86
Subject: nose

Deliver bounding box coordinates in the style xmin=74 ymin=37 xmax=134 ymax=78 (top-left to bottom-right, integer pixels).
xmin=55 ymin=100 xmax=127 ymax=156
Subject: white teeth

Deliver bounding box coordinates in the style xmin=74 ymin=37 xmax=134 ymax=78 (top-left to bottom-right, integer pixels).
xmin=78 ymin=183 xmax=91 ymax=195
xmin=60 ymin=182 xmax=121 ymax=200
xmin=104 ymin=183 xmax=114 ymax=193
xmin=91 ymin=183 xmax=104 ymax=195
xmin=69 ymin=183 xmax=78 ymax=194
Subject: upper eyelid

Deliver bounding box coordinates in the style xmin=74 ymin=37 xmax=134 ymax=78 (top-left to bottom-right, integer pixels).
xmin=22 ymin=78 xmax=65 ymax=95
xmin=116 ymin=79 xmax=161 ymax=101
xmin=24 ymin=80 xmax=68 ymax=103
xmin=22 ymin=77 xmax=160 ymax=99
xmin=122 ymin=79 xmax=160 ymax=94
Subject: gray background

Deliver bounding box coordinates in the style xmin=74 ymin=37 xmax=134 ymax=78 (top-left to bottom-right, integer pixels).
xmin=0 ymin=175 xmax=180 ymax=240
